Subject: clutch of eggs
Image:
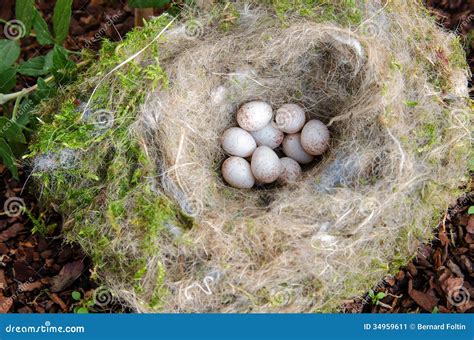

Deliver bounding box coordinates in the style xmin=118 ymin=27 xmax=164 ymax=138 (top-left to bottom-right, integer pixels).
xmin=221 ymin=101 xmax=330 ymax=189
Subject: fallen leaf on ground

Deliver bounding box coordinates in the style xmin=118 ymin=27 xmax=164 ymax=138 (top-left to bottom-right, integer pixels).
xmin=50 ymin=260 xmax=84 ymax=292
xmin=0 ymin=223 xmax=24 ymax=242
xmin=408 ymin=280 xmax=439 ymax=312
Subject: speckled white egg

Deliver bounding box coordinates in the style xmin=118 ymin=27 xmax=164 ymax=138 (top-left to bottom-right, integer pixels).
xmin=274 ymin=103 xmax=306 ymax=133
xmin=221 ymin=127 xmax=257 ymax=157
xmin=300 ymin=119 xmax=330 ymax=156
xmin=282 ymin=133 xmax=314 ymax=165
xmin=251 ymin=146 xmax=281 ymax=184
xmin=278 ymin=157 xmax=302 ymax=184
xmin=221 ymin=157 xmax=255 ymax=189
xmin=237 ymin=101 xmax=273 ymax=132
xmin=250 ymin=124 xmax=284 ymax=149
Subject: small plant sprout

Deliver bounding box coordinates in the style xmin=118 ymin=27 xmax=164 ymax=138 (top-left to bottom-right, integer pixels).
xmin=71 ymin=290 xmax=96 ymax=313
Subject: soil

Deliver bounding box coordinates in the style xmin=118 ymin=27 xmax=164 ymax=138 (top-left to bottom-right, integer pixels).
xmin=342 ymin=190 xmax=474 ymax=313
xmin=0 ymin=0 xmax=472 ymax=313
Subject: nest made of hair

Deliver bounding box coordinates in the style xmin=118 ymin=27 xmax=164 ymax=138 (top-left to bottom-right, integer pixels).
xmin=31 ymin=0 xmax=471 ymax=312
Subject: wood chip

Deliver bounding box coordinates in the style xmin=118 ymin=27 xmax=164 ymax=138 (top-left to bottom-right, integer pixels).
xmin=0 ymin=223 xmax=24 ymax=242
xmin=407 ymin=280 xmax=439 ymax=312
xmin=50 ymin=260 xmax=84 ymax=292
xmin=19 ymin=281 xmax=43 ymax=292
xmin=0 ymin=296 xmax=13 ymax=313
xmin=0 ymin=270 xmax=6 ymax=290
xmin=50 ymin=293 xmax=68 ymax=312
xmin=467 ymin=215 xmax=474 ymax=234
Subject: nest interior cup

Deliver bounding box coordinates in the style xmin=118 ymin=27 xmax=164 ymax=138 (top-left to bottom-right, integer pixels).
xmin=31 ymin=1 xmax=471 ymax=312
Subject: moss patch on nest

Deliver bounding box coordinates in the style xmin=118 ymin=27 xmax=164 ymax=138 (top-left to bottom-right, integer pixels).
xmin=28 ymin=16 xmax=183 ymax=310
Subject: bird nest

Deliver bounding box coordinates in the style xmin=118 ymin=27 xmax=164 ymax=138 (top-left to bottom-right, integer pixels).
xmin=30 ymin=1 xmax=471 ymax=312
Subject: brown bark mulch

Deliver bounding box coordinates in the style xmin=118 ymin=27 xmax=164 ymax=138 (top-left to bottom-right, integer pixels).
xmin=342 ymin=188 xmax=474 ymax=313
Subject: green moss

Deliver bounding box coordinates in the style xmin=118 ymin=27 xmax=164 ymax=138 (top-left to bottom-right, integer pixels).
xmin=28 ymin=16 xmax=181 ymax=309
xmin=416 ymin=123 xmax=439 ymax=154
xmin=149 ymin=262 xmax=168 ymax=309
xmin=269 ymin=0 xmax=362 ymax=26
xmin=211 ymin=2 xmax=241 ymax=32
xmin=448 ymin=36 xmax=469 ymax=70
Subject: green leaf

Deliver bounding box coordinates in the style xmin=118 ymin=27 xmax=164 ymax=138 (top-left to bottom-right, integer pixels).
xmin=76 ymin=307 xmax=89 ymax=314
xmin=33 ymin=77 xmax=55 ymax=101
xmin=71 ymin=291 xmax=82 ymax=301
xmin=33 ymin=9 xmax=54 ymax=45
xmin=375 ymin=292 xmax=386 ymax=300
xmin=18 ymin=56 xmax=46 ymax=76
xmin=468 ymin=206 xmax=474 ymax=215
xmin=0 ymin=67 xmax=17 ymax=93
xmin=53 ymin=0 xmax=73 ymax=44
xmin=15 ymin=102 xmax=31 ymax=127
xmin=0 ymin=40 xmax=21 ymax=69
xmin=15 ymin=0 xmax=35 ymax=37
xmin=128 ymin=0 xmax=170 ymax=8
xmin=43 ymin=50 xmax=54 ymax=73
xmin=0 ymin=117 xmax=26 ymax=144
xmin=52 ymin=45 xmax=73 ymax=69
xmin=403 ymin=100 xmax=418 ymax=108
xmin=51 ymin=45 xmax=76 ymax=82
xmin=0 ymin=138 xmax=18 ymax=179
